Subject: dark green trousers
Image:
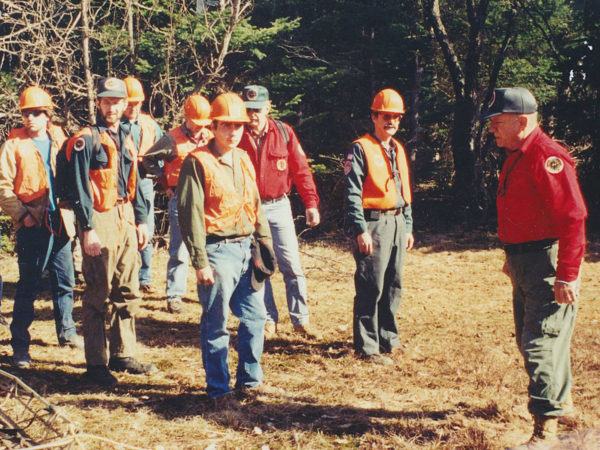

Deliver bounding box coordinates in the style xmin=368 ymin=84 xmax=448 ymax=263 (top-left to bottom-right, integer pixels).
xmin=507 ymin=243 xmax=577 ymax=417
xmin=353 ymin=213 xmax=407 ymax=356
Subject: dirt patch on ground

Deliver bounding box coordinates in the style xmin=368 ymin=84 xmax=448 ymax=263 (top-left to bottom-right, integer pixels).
xmin=1 ymin=230 xmax=599 ymax=448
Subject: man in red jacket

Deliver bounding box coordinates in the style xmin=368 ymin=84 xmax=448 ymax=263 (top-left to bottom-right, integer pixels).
xmin=239 ymin=85 xmax=321 ymax=340
xmin=480 ymin=87 xmax=587 ymax=444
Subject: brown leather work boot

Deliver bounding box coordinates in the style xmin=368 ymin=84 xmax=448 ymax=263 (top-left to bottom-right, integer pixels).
xmin=529 ymin=415 xmax=558 ymax=443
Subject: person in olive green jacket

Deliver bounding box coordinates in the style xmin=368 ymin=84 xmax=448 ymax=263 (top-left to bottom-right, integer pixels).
xmin=177 ymin=92 xmax=272 ymax=409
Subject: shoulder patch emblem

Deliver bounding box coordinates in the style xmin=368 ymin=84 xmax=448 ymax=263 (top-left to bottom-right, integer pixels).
xmin=545 ymin=156 xmax=564 ymax=174
xmin=276 ymin=159 xmax=287 ymax=171
xmin=73 ymin=137 xmax=86 ymax=151
xmin=344 ymin=160 xmax=352 ymax=176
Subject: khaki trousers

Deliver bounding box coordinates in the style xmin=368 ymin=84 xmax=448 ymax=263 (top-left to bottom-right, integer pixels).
xmin=79 ymin=202 xmax=140 ymax=366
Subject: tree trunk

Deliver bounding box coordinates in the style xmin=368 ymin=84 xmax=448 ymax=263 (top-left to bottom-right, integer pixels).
xmin=81 ymin=0 xmax=94 ymax=124
xmin=126 ymin=0 xmax=136 ymax=73
xmin=407 ymin=52 xmax=422 ymax=173
xmin=451 ymin=97 xmax=476 ymax=197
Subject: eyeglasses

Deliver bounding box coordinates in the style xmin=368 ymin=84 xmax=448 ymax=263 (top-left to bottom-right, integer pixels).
xmin=22 ymin=110 xmax=46 ymax=118
xmin=380 ymin=113 xmax=403 ymax=121
xmin=246 ymin=108 xmax=261 ymax=113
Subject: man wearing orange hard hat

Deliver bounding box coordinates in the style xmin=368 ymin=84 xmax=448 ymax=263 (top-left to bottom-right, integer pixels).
xmin=0 ymin=86 xmax=83 ymax=369
xmin=141 ymin=93 xmax=213 ymax=314
xmin=343 ymin=88 xmax=414 ymax=365
xmin=121 ymin=76 xmax=163 ymax=295
xmin=176 ymin=92 xmax=273 ymax=409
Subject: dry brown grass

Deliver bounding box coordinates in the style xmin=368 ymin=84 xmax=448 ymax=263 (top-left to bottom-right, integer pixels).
xmin=1 ymin=231 xmax=599 ymax=449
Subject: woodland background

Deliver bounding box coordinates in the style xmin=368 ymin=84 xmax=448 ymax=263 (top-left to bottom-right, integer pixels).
xmin=1 ymin=0 xmax=599 ymax=237
xmin=1 ymin=3 xmax=600 ymax=448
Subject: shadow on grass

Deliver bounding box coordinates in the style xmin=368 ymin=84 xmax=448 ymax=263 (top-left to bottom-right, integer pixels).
xmin=264 ymin=338 xmax=351 ymax=359
xmin=135 ymin=316 xmax=199 ymax=348
xmin=0 ymin=357 xmax=180 ymax=397
xmin=153 ymin=391 xmax=500 ymax=445
xmin=0 ymin=355 xmax=500 ymax=446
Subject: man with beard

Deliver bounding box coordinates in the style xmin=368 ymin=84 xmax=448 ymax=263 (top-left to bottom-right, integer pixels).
xmin=68 ymin=77 xmax=157 ymax=387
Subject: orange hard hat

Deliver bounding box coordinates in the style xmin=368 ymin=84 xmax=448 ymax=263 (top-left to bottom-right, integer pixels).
xmin=370 ymin=88 xmax=405 ymax=114
xmin=184 ymin=94 xmax=212 ymax=126
xmin=124 ymin=76 xmax=145 ymax=102
xmin=19 ymin=86 xmax=53 ymax=110
xmin=210 ymin=92 xmax=250 ymax=123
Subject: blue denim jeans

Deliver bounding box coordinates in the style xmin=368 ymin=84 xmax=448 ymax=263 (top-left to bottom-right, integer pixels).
xmin=198 ymin=237 xmax=266 ymax=398
xmin=166 ymin=195 xmax=189 ymax=302
xmin=138 ymin=178 xmax=155 ymax=286
xmin=11 ymin=215 xmax=76 ymax=353
xmin=262 ymin=196 xmax=309 ymax=327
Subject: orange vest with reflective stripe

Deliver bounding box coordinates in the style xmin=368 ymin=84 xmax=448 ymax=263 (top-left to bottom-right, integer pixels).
xmin=189 ymin=147 xmax=257 ymax=235
xmin=164 ymin=126 xmax=212 ymax=187
xmin=137 ymin=113 xmax=157 ymax=158
xmin=68 ymin=127 xmax=137 ymax=212
xmin=10 ymin=124 xmax=66 ymax=204
xmin=354 ymin=134 xmax=411 ymax=209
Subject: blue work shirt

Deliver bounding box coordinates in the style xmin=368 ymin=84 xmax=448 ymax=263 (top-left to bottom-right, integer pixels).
xmin=32 ymin=135 xmax=57 ymax=212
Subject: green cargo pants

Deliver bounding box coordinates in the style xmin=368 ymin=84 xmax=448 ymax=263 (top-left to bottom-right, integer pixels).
xmin=79 ymin=202 xmax=141 ymax=366
xmin=353 ymin=212 xmax=407 ymax=356
xmin=506 ymin=243 xmax=577 ymax=417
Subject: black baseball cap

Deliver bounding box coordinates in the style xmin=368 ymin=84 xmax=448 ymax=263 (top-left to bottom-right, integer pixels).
xmin=96 ymin=77 xmax=127 ymax=98
xmin=479 ymin=87 xmax=537 ymax=120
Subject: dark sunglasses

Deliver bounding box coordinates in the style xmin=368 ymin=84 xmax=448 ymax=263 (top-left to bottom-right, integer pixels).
xmin=380 ymin=113 xmax=402 ymax=121
xmin=22 ymin=110 xmax=46 ymax=118
xmin=246 ymin=108 xmax=261 ymax=113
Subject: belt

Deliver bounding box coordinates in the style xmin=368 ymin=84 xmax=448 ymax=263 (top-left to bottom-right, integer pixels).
xmin=364 ymin=207 xmax=404 ymax=221
xmin=206 ymin=235 xmax=249 ymax=245
xmin=504 ymin=238 xmax=557 ymax=255
xmin=261 ymin=194 xmax=286 ymax=205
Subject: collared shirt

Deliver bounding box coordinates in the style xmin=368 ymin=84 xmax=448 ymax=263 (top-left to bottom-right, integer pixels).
xmin=496 ymin=126 xmax=587 ymax=281
xmin=238 ymin=118 xmax=319 ymax=208
xmin=344 ymin=133 xmax=413 ymax=236
xmin=32 ymin=135 xmax=56 ymax=212
xmin=176 ymin=141 xmax=271 ymax=269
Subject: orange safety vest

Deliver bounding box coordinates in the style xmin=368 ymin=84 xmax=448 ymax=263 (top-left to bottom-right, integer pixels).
xmin=68 ymin=127 xmax=138 ymax=212
xmin=354 ymin=134 xmax=412 ymax=209
xmin=189 ymin=147 xmax=257 ymax=235
xmin=10 ymin=124 xmax=66 ymax=204
xmin=164 ymin=126 xmax=212 ymax=187
xmin=137 ymin=113 xmax=158 ymax=159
